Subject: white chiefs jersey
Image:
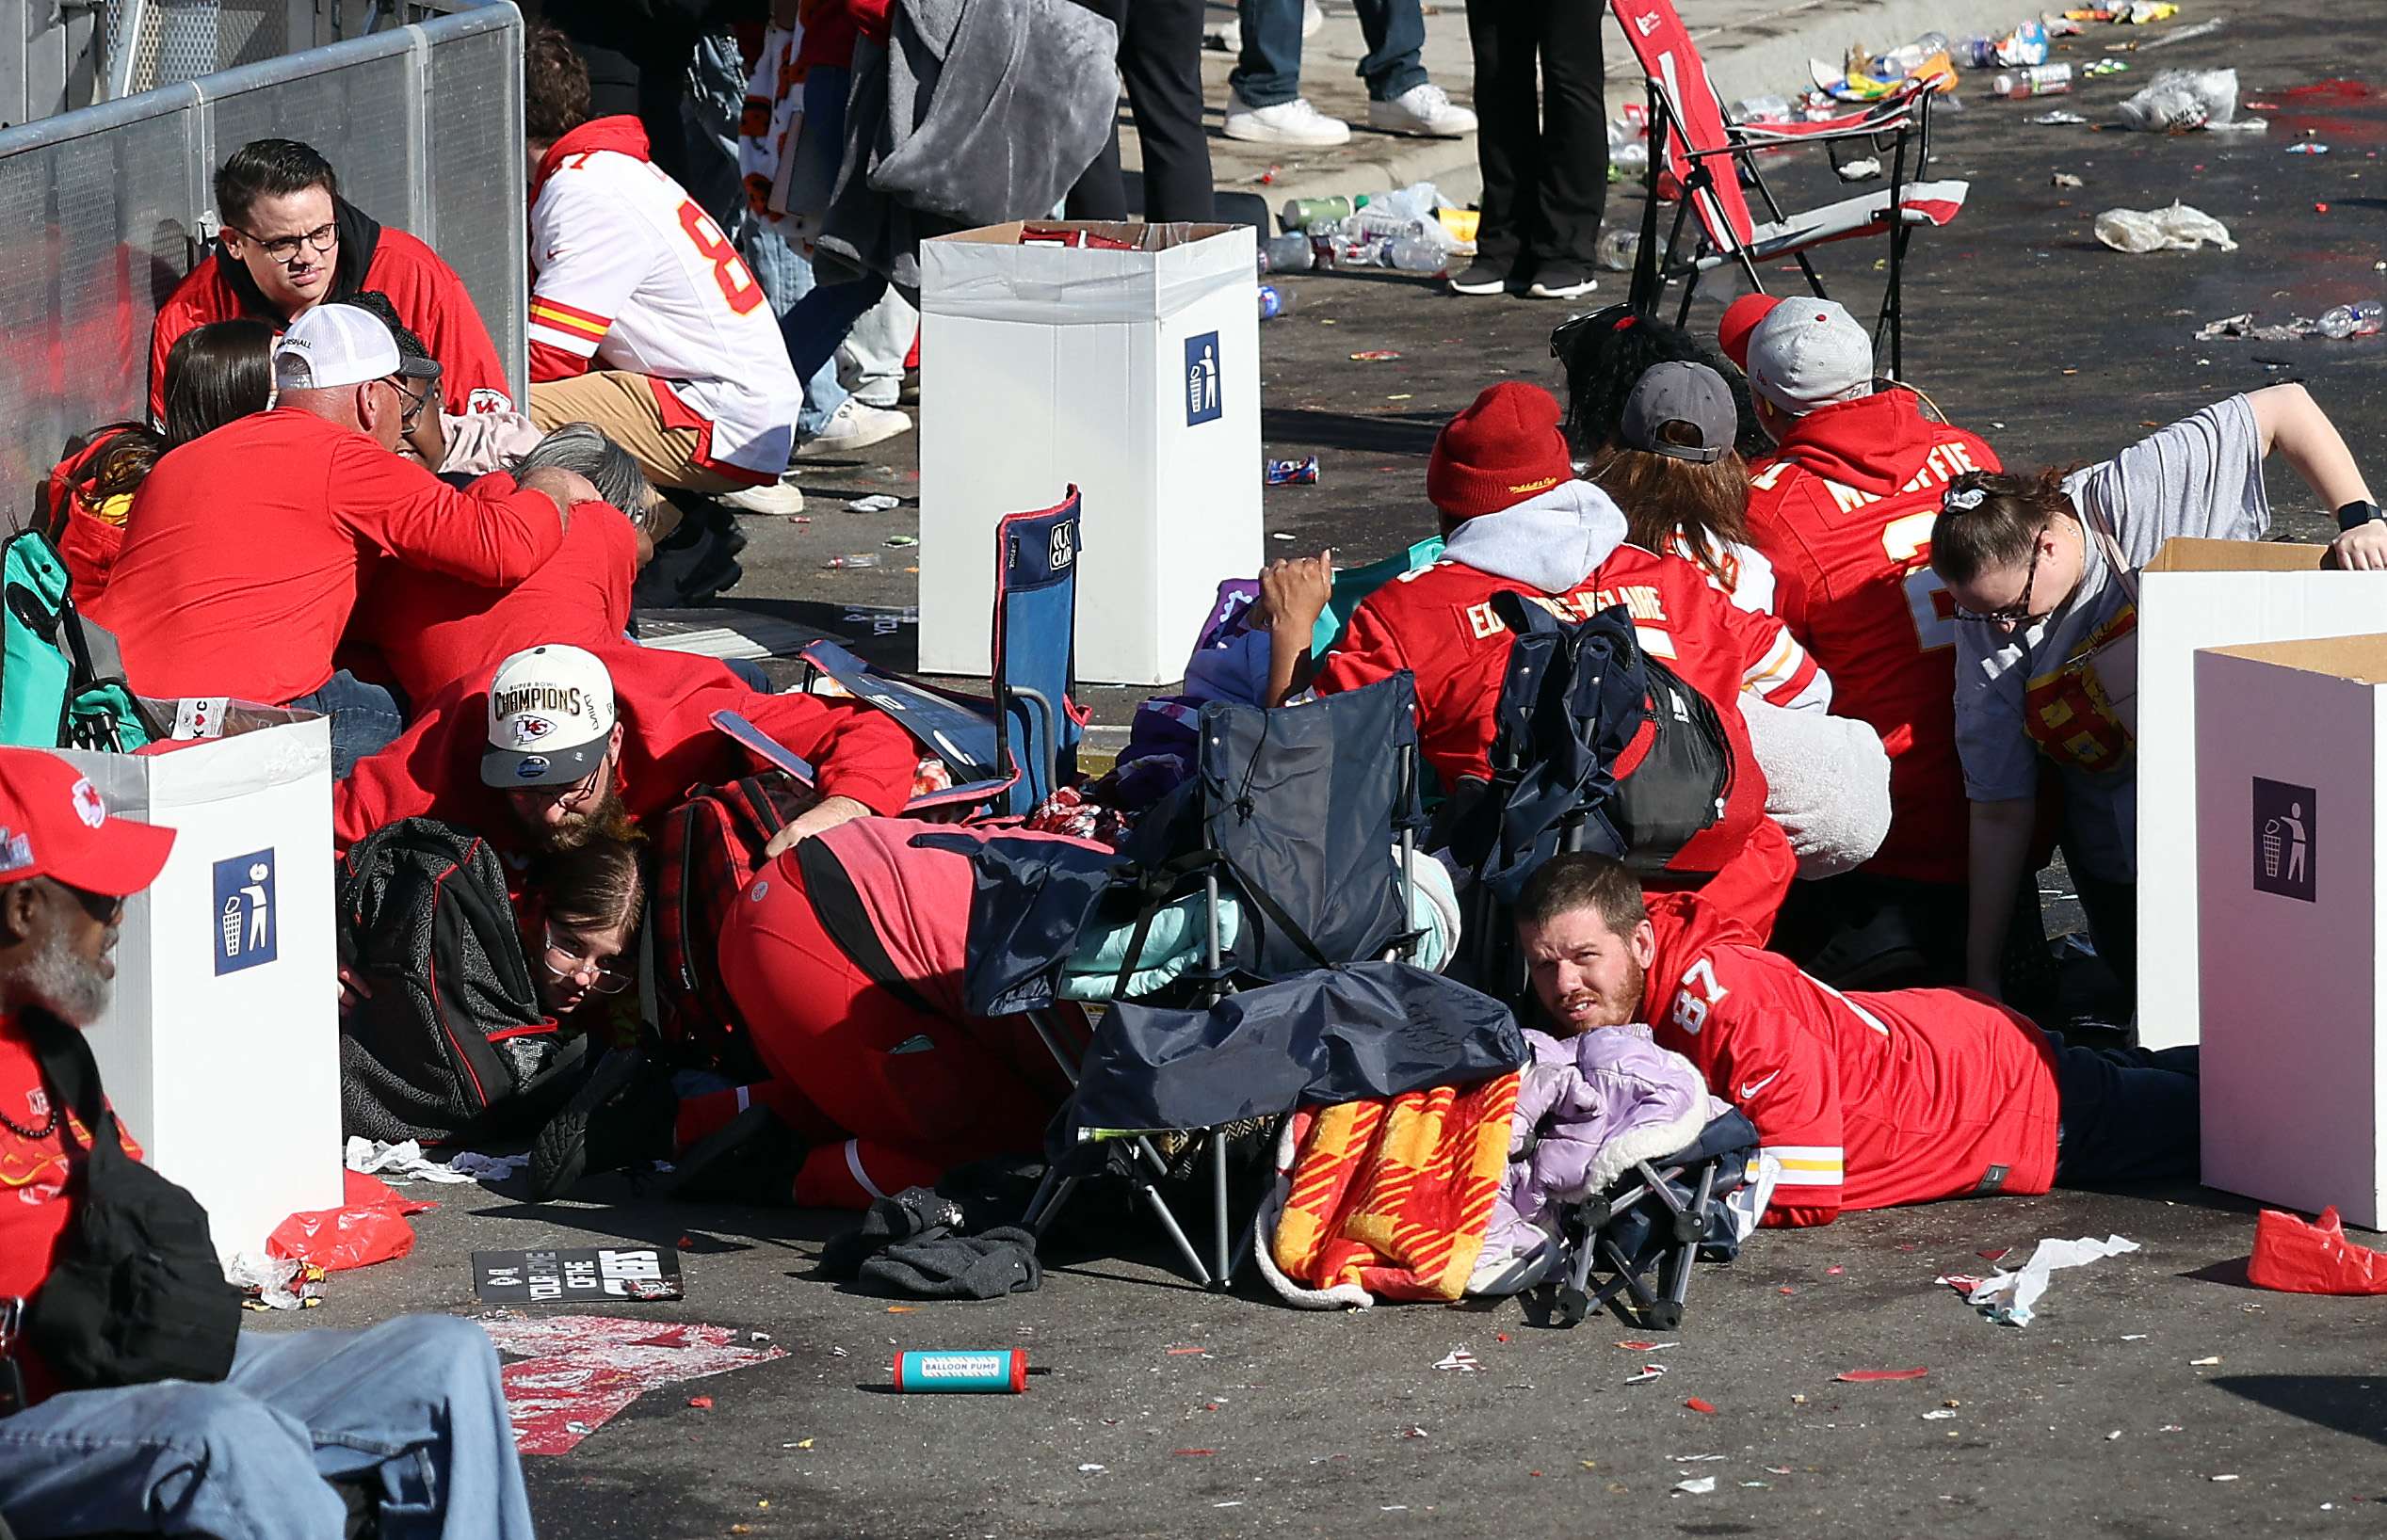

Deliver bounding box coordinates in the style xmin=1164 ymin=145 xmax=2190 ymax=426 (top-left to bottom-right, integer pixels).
xmin=529 ymin=146 xmax=799 ymax=478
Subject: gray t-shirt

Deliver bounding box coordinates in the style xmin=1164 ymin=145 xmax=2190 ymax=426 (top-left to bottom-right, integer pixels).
xmin=1953 ymin=395 xmax=2269 ymax=882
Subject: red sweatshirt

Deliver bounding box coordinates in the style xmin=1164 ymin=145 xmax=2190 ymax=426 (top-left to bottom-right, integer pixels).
xmin=150 ymin=204 xmax=511 ymax=422
xmin=0 ymin=1012 xmax=144 ymax=1407
xmin=1641 ymin=892 xmax=2060 ymax=1226
xmin=350 ymin=486 xmax=637 ymax=705
xmin=89 ymin=410 xmax=566 ymax=705
xmin=1744 ymin=390 xmax=2002 ymax=885
xmin=1319 ymin=535 xmax=1808 ymax=936
xmin=333 ymin=643 xmax=918 ymax=851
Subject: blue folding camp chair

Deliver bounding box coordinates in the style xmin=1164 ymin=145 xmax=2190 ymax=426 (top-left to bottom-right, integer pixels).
xmin=794 ymin=489 xmax=1087 ymax=817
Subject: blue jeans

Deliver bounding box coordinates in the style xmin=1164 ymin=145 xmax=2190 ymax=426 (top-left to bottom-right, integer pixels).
xmin=1231 ymin=0 xmax=1428 ymax=106
xmin=0 ymin=1316 xmax=535 ymax=1540
xmin=742 ymin=222 xmax=849 ymax=439
xmin=2050 ymin=1035 xmax=2201 ymax=1187
xmin=291 ymin=669 xmax=406 ymax=780
xmin=782 ymin=271 xmax=890 ymax=401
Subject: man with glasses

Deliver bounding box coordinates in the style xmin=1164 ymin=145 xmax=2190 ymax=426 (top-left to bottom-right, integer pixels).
xmin=90 ymin=308 xmax=598 ymax=777
xmin=148 ymin=138 xmax=514 ymax=423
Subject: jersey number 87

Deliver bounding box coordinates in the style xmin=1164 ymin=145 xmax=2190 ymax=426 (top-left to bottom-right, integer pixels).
xmin=676 ymin=201 xmax=766 ymax=316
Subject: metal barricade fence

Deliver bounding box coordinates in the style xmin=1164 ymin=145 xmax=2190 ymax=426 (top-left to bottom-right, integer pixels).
xmin=0 ymin=0 xmax=524 ymax=522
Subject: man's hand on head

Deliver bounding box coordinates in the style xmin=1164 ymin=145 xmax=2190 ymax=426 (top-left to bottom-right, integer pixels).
xmin=759 ymin=795 xmax=872 ymax=859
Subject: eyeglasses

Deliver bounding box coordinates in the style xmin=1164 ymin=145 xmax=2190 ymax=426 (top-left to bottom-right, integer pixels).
xmin=1953 ymin=528 xmax=2047 ymax=626
xmin=540 ymin=924 xmax=634 ymax=994
xmin=383 ymin=375 xmax=430 ymax=432
xmin=512 ymin=757 xmax=607 ymax=810
xmin=230 ymin=220 xmax=337 ymax=265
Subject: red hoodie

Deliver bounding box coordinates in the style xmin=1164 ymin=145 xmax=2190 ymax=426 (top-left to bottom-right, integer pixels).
xmin=1640 ymin=892 xmax=2060 ymax=1227
xmin=332 ymin=643 xmax=918 ymax=852
xmin=1744 ymin=390 xmax=2002 ymax=885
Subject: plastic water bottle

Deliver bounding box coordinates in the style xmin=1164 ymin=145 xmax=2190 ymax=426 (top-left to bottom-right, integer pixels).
xmin=1258 ymin=232 xmax=1314 ymax=273
xmin=821 ymin=553 xmax=881 ymax=569
xmin=1731 ymin=94 xmax=1793 ymax=125
xmin=1385 ymin=238 xmax=1447 ymax=275
xmin=1258 ymin=282 xmax=1297 ymax=320
xmin=1595 ymin=227 xmax=1641 ymax=272
xmin=1992 ymin=63 xmax=2072 ymax=98
xmin=2316 ymin=301 xmax=2384 ymax=339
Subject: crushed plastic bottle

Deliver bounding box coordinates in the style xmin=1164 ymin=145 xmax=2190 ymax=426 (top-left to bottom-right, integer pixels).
xmin=1258 ymin=232 xmax=1314 ymax=273
xmin=1595 ymin=227 xmax=1641 ymax=272
xmin=821 ymin=553 xmax=882 ymax=569
xmin=1258 ymin=282 xmax=1297 ymax=320
xmin=1606 ymin=119 xmax=1651 ymax=172
xmin=1994 ymin=64 xmax=2073 ymax=98
xmin=2316 ymin=301 xmax=2384 ymax=339
xmin=1730 ymin=94 xmax=1794 ymax=125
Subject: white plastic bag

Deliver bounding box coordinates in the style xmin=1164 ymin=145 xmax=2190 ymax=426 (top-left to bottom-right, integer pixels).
xmin=2118 ymin=68 xmax=2241 ymax=132
xmin=2094 ymin=202 xmax=2237 ymax=254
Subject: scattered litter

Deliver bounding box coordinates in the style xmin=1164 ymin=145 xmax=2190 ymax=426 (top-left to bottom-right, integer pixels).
xmin=1673 ymin=1453 xmax=1726 ymax=1461
xmin=1826 ymin=1266 xmax=1845 ymax=1276
xmin=1347 ymin=350 xmax=1402 ymax=361
xmin=1252 ymin=165 xmax=1280 ymax=185
xmin=1836 ymin=1367 xmax=1929 ymax=1383
xmin=2190 ymin=1356 xmax=2222 ymax=1366
xmin=1790 ymin=1395 xmax=1807 ymax=1405
xmin=883 ymin=535 xmax=919 ymax=548
xmin=1768 ymin=1466 xmax=1794 ymax=1474
xmin=1922 ymin=1409 xmax=1957 ymax=1420
xmin=1266 ymin=457 xmax=1321 ymax=487
xmin=749 ymin=1331 xmax=772 ymax=1343
xmin=2161 ymin=1424 xmax=2185 ymax=1432
xmin=2287 ymin=143 xmax=2331 ymax=155
xmin=1617 ymin=1340 xmax=1680 ymax=1351
xmin=228 ymin=1251 xmax=326 ymax=1310
xmin=1626 ymin=1365 xmax=1670 ymax=1384
xmin=2118 ymin=68 xmax=2249 ymax=133
xmin=2054 ymin=173 xmax=2085 ymax=188
xmin=2094 ymin=203 xmax=2235 ymax=254
xmin=2030 ymin=110 xmax=2089 ymax=125
xmin=846 ymin=494 xmax=902 ymax=513
xmin=1381 ymin=1505 xmax=1410 ymax=1512
xmin=1434 ymin=1349 xmax=1482 ymax=1372
xmin=1399 ymin=1426 xmax=1429 ymax=1439
xmin=2210 ymin=1473 xmax=2239 ymax=1483
xmin=1837 ymin=157 xmax=1882 ymax=183
xmin=2106 ymin=1430 xmax=2123 ymax=1440
xmin=1167 ymin=1346 xmax=1210 ymax=1356
xmin=1738 ymin=1481 xmax=1769 ymax=1489
xmin=2194 ymin=312 xmax=2310 ymax=343
xmin=886 ymin=1306 xmax=916 ymax=1313
xmin=1174 ymin=1449 xmax=1215 ymax=1456
xmin=1215 ymin=1500 xmax=1245 ymax=1508
xmin=786 ymin=1437 xmax=814 ymax=1450
xmin=2139 ymin=16 xmax=2225 ymax=48
xmin=1078 ymin=1463 xmax=1105 ymax=1473
xmin=1961 ymin=1234 xmax=2139 ymax=1326
xmin=2122 ymin=1335 xmax=2148 ymax=1341
xmin=345 ymin=1135 xmax=479 ymax=1185
xmin=1685 ymin=1398 xmax=1718 ymax=1415
xmin=1674 ymin=1477 xmax=1718 ymax=1496
xmin=687 ymin=1396 xmax=714 ymax=1409
xmin=2250 ymin=1206 xmax=2387 ymax=1294
xmin=1978 ymin=1248 xmax=2011 ymax=1262
xmin=831 ymin=1346 xmax=848 ymax=1356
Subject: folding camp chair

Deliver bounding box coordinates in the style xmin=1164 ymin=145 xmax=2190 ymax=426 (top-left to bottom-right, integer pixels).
xmin=797 ymin=488 xmax=1088 ymax=817
xmin=1016 ymin=674 xmax=1437 ymax=1287
xmin=1543 ymin=1106 xmax=1764 ymax=1330
xmin=1608 ymin=0 xmax=1969 ymax=377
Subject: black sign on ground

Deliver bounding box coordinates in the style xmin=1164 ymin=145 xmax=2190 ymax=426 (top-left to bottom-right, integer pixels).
xmin=471 ymin=1246 xmax=685 ymax=1304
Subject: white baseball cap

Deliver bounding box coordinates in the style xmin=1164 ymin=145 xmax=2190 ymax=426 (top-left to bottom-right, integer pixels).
xmin=1743 ymin=298 xmax=1875 ymax=415
xmin=272 ymin=304 xmax=405 ymax=393
xmin=481 ymin=645 xmax=618 ymax=789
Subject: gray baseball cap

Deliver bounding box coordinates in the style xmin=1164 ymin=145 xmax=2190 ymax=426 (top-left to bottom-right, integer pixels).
xmin=1619 ymin=361 xmax=1736 ymax=464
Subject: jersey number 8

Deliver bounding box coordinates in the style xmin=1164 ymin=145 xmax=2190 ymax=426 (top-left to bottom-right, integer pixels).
xmin=676 ymin=201 xmax=766 ymax=316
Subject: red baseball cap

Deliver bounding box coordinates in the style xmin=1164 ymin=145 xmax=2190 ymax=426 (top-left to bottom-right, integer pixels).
xmin=0 ymin=747 xmax=174 ymax=898
xmin=1718 ymin=293 xmax=1784 ymax=371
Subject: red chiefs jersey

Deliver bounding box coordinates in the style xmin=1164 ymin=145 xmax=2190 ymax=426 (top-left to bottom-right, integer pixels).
xmin=1319 ymin=540 xmax=1818 ymax=935
xmin=1745 ymin=389 xmax=2001 ymax=885
xmin=1641 ymin=893 xmax=2060 ymax=1226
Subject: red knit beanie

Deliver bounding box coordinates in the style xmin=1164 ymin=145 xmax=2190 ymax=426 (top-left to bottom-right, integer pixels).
xmin=1426 ymin=382 xmax=1576 ymax=521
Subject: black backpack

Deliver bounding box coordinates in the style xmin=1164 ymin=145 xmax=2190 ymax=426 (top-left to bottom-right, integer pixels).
xmin=336 ymin=819 xmax=574 ymax=1146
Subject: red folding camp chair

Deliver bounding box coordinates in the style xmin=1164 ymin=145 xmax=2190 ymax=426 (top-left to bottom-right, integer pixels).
xmin=1608 ymin=0 xmax=1968 ymax=377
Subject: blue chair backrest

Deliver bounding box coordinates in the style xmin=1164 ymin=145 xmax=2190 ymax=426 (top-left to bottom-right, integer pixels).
xmin=992 ymin=488 xmax=1084 ymax=817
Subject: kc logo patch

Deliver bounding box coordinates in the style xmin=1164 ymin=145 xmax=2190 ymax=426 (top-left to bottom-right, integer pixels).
xmin=514 ymin=715 xmax=555 ymax=744
xmin=71 ymin=778 xmax=105 ymax=828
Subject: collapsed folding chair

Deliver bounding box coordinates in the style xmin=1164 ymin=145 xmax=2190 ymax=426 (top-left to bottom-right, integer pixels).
xmin=1609 ymin=0 xmax=1968 ymax=377
xmin=795 ymin=487 xmax=1088 ymax=816
xmin=1543 ymin=1106 xmax=1764 ymax=1330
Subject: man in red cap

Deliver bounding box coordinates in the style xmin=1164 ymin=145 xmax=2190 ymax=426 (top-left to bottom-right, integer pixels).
xmin=1285 ymin=381 xmax=1817 ymax=935
xmin=0 ymin=746 xmax=537 ymax=1539
xmin=1717 ymin=295 xmax=2007 ymax=984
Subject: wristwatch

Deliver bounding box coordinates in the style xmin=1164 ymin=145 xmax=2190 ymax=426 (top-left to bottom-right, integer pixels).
xmin=2335 ymin=499 xmax=2384 ymax=532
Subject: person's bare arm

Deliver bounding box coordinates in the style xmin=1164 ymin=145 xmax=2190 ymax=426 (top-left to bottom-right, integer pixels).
xmin=760 ymin=795 xmax=871 ymax=858
xmin=1964 ymin=797 xmax=2038 ymax=996
xmin=2249 ymin=383 xmax=2387 ymax=569
xmin=1257 ymin=551 xmax=1333 ymax=707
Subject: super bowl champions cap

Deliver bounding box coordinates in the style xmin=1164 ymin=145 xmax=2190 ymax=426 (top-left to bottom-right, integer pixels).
xmin=481 ymin=645 xmax=618 ymax=789
xmin=1743 ymin=298 xmax=1875 ymax=415
xmin=272 ymin=304 xmax=403 ymax=393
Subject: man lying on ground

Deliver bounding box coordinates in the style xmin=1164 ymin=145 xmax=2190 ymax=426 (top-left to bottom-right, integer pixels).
xmin=90 ymin=306 xmax=593 ymax=777
xmin=1512 ymin=851 xmax=2199 ymax=1226
xmin=149 ymin=136 xmax=512 ymax=421
xmin=0 ymin=746 xmax=535 ymax=1540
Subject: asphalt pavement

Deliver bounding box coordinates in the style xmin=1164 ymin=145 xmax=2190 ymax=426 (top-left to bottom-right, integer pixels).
xmin=298 ymin=1 xmax=2387 ymax=1533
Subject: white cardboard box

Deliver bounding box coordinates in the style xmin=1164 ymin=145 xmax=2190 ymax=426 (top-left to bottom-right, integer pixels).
xmin=918 ymin=220 xmax=1261 ymax=686
xmin=63 ymin=708 xmax=341 ymax=1259
xmin=2136 ymin=538 xmax=2387 ymax=1050
xmin=2194 ymin=635 xmax=2386 ymax=1229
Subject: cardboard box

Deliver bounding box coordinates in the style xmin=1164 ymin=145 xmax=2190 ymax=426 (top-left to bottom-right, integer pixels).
xmin=2194 ymin=635 xmax=2387 ymax=1229
xmin=918 ymin=221 xmax=1261 ymax=686
xmin=64 ymin=706 xmax=341 ymax=1259
xmin=2136 ymin=538 xmax=2387 ymax=1050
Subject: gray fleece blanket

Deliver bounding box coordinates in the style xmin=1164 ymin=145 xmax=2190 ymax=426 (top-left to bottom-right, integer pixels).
xmin=816 ymin=0 xmax=1121 ymax=289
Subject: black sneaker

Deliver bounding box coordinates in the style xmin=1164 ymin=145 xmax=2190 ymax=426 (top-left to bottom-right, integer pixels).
xmin=527 ymin=1050 xmax=678 ymax=1201
xmin=1527 ymin=264 xmax=1598 ymax=300
xmin=652 ymin=1103 xmax=805 ymax=1206
xmin=1447 ymin=256 xmax=1510 ymax=297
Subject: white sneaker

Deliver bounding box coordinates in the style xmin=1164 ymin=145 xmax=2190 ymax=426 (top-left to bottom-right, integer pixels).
xmin=1224 ymin=91 xmax=1352 ymax=148
xmin=1367 ymin=82 xmax=1478 ymax=138
xmin=1303 ymin=0 xmax=1324 ymax=36
xmin=717 ymin=476 xmax=805 ymax=515
xmin=796 ymin=398 xmax=913 ymax=458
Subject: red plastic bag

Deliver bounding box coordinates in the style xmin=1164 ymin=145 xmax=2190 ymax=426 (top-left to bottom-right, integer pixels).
xmin=267 ymin=1171 xmax=435 ymax=1272
xmin=2247 ymin=1207 xmax=2387 ymax=1295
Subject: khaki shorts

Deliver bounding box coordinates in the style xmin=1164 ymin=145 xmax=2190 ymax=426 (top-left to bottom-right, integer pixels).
xmin=528 ymin=370 xmax=750 ymax=497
